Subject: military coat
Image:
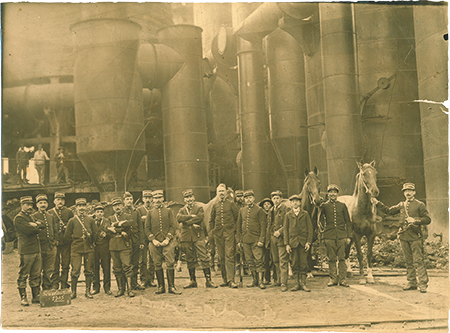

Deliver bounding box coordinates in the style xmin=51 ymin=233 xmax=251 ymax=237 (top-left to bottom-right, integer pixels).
xmin=107 ymin=212 xmax=132 ymax=251
xmin=237 ymin=204 xmax=266 ymax=244
xmin=48 ymin=207 xmax=74 ymax=245
xmin=14 ymin=210 xmax=42 ymax=255
xmin=209 ymin=199 xmax=239 ymax=237
xmin=177 ymin=202 xmax=206 ymax=242
xmin=32 ymin=211 xmax=58 ymax=252
xmin=319 ymin=199 xmax=352 ymax=240
xmin=64 ymin=214 xmax=98 ymax=253
xmin=145 ymin=206 xmax=177 ymax=243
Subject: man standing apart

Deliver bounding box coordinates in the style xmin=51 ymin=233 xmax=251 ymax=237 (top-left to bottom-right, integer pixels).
xmin=64 ymin=198 xmax=98 ymax=299
xmin=33 ymin=144 xmax=49 ymax=185
xmin=16 ymin=144 xmax=29 ymax=184
xmin=318 ymin=184 xmax=352 ymax=287
xmin=49 ymin=192 xmax=74 ymax=290
xmin=284 ymin=194 xmax=313 ymax=292
xmin=92 ymin=204 xmax=112 ymax=295
xmin=55 ymin=146 xmax=70 ymax=184
xmin=32 ymin=194 xmax=58 ymax=292
xmin=145 ymin=190 xmax=181 ymax=294
xmin=372 ymin=183 xmax=431 ymax=293
xmin=177 ymin=189 xmax=217 ymax=289
xmin=14 ymin=196 xmax=45 ymax=305
xmin=209 ymin=184 xmax=239 ymax=288
xmin=237 ymin=190 xmax=266 ymax=289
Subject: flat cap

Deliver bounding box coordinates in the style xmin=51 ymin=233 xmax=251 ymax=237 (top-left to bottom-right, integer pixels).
xmin=94 ymin=205 xmax=104 ymax=211
xmin=75 ymin=198 xmax=87 ymax=206
xmin=235 ymin=190 xmax=244 ymax=197
xmin=289 ymin=194 xmax=302 ymax=201
xmin=402 ymin=183 xmax=415 ymax=191
xmin=327 ymin=184 xmax=340 ymax=192
xmin=271 ymin=190 xmax=283 ymax=198
xmin=142 ymin=190 xmax=152 ymax=197
xmin=152 ymin=190 xmax=164 ymax=198
xmin=111 ymin=197 xmax=123 ymax=206
xmin=36 ymin=194 xmax=48 ymax=202
xmin=244 ymin=189 xmax=254 ymax=197
xmin=259 ymin=198 xmax=274 ymax=208
xmin=54 ymin=192 xmax=65 ymax=199
xmin=20 ymin=196 xmax=33 ymax=204
xmin=182 ymin=189 xmax=194 ymax=197
xmin=217 ymin=183 xmax=227 ymax=191
xmin=123 ymin=191 xmax=133 ymax=199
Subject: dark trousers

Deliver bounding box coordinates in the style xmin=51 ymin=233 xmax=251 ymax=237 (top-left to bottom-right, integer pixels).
xmin=111 ymin=249 xmax=133 ymax=278
xmin=215 ymin=231 xmax=236 ymax=283
xmin=52 ymin=244 xmax=71 ymax=287
xmin=41 ymin=248 xmax=56 ymax=290
xmin=290 ymin=245 xmax=308 ymax=275
xmin=131 ymin=243 xmax=140 ymax=280
xmin=35 ymin=164 xmax=45 ymax=184
xmin=140 ymin=243 xmax=155 ymax=283
xmin=208 ymin=231 xmax=216 ymax=267
xmin=18 ymin=253 xmax=42 ymax=289
xmin=324 ymin=238 xmax=347 ymax=283
xmin=181 ymin=239 xmax=212 ymax=270
xmin=400 ymin=239 xmax=429 ymax=287
xmin=243 ymin=242 xmax=265 ymax=273
xmin=71 ymin=251 xmax=94 ymax=278
xmin=56 ymin=164 xmax=69 ymax=184
xmin=149 ymin=241 xmax=176 ymax=270
xmin=93 ymin=243 xmax=111 ymax=291
xmin=263 ymin=246 xmax=276 ymax=282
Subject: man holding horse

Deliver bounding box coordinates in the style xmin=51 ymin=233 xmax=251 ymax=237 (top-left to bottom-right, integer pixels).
xmin=372 ymin=183 xmax=431 ymax=293
xmin=318 ymin=184 xmax=352 ymax=287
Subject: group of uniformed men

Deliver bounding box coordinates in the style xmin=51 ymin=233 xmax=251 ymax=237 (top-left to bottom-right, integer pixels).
xmin=13 ymin=180 xmax=431 ymax=305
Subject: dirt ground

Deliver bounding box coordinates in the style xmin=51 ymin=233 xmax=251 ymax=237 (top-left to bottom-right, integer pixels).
xmin=1 ymin=250 xmax=449 ymax=332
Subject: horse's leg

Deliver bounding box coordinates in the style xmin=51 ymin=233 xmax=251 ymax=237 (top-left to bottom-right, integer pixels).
xmin=353 ymin=234 xmax=366 ymax=284
xmin=345 ymin=239 xmax=353 ymax=278
xmin=366 ymin=233 xmax=376 ymax=284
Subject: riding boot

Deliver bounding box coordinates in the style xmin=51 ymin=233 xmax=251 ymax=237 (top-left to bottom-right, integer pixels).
xmin=115 ymin=275 xmax=125 ymax=297
xmin=290 ymin=273 xmax=301 ymax=291
xmin=155 ymin=270 xmax=165 ymax=294
xmin=258 ymin=272 xmax=266 ymax=289
xmin=167 ymin=269 xmax=181 ymax=295
xmin=146 ymin=271 xmax=157 ymax=287
xmin=247 ymin=271 xmax=258 ymax=288
xmin=204 ymin=268 xmax=217 ymax=288
xmin=300 ymin=274 xmax=311 ymax=292
xmin=71 ymin=277 xmax=78 ymax=299
xmin=327 ymin=261 xmax=338 ymax=286
xmin=126 ymin=277 xmax=135 ymax=297
xmin=85 ymin=276 xmax=93 ymax=299
xmin=31 ymin=286 xmax=40 ymax=304
xmin=184 ymin=268 xmax=198 ymax=289
xmin=18 ymin=288 xmax=29 ymax=306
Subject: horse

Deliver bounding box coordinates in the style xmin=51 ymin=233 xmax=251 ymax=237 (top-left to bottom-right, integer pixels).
xmin=337 ymin=161 xmax=380 ymax=284
xmin=299 ymin=167 xmax=322 ymax=276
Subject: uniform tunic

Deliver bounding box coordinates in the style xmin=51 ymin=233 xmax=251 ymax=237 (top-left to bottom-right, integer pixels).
xmin=107 ymin=212 xmax=133 ymax=278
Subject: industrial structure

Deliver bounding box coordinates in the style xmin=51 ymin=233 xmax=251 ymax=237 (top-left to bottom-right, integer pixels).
xmin=2 ymin=3 xmax=448 ymax=240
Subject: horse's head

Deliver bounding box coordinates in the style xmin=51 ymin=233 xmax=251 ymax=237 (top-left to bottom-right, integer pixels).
xmin=303 ymin=166 xmax=322 ymax=205
xmin=357 ymin=161 xmax=379 ymax=197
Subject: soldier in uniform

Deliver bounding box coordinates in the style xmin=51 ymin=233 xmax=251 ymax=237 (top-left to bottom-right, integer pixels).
xmin=209 ymin=184 xmax=239 ymax=288
xmin=107 ymin=198 xmax=134 ymax=297
xmin=92 ymin=204 xmax=112 ymax=295
xmin=14 ymin=196 xmax=44 ymax=305
xmin=259 ymin=197 xmax=275 ymax=285
xmin=135 ymin=190 xmax=156 ymax=288
xmin=237 ymin=190 xmax=266 ymax=289
xmin=122 ymin=192 xmax=145 ymax=291
xmin=177 ymin=189 xmax=217 ymax=289
xmin=32 ymin=194 xmax=58 ymax=291
xmin=49 ymin=192 xmax=74 ymax=289
xmin=372 ymin=183 xmax=431 ymax=293
xmin=284 ymin=194 xmax=313 ymax=292
xmin=318 ymin=184 xmax=352 ymax=287
xmin=145 ymin=190 xmax=181 ymax=294
xmin=64 ymin=198 xmax=98 ymax=299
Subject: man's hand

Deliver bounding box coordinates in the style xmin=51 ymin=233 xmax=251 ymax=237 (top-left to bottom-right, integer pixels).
xmin=274 ymin=230 xmax=280 ymax=238
xmin=257 ymin=241 xmax=264 ymax=248
xmin=286 ymin=245 xmax=292 ymax=253
xmin=152 ymin=239 xmax=161 ymax=247
xmin=107 ymin=226 xmax=116 ymax=233
xmin=100 ymin=231 xmax=106 ymax=238
xmin=139 ymin=244 xmax=145 ymax=249
xmin=345 ymin=238 xmax=351 ymax=245
xmin=30 ymin=222 xmax=38 ymax=227
xmin=305 ymin=243 xmax=310 ymax=251
xmin=192 ymin=224 xmax=200 ymax=229
xmin=160 ymin=238 xmax=170 ymax=247
xmin=237 ymin=242 xmax=241 ymax=249
xmin=406 ymin=217 xmax=416 ymax=224
xmin=120 ymin=231 xmax=127 ymax=237
xmin=370 ymin=197 xmax=379 ymax=205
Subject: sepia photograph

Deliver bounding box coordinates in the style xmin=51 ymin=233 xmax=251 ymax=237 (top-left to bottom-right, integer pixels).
xmin=1 ymin=1 xmax=449 ymax=331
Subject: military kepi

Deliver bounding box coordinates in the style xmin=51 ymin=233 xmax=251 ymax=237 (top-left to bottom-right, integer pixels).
xmin=182 ymin=189 xmax=194 ymax=197
xmin=20 ymin=196 xmax=33 ymax=204
xmin=235 ymin=190 xmax=244 ymax=197
xmin=327 ymin=184 xmax=340 ymax=192
xmin=111 ymin=197 xmax=122 ymax=206
xmin=54 ymin=192 xmax=65 ymax=199
xmin=244 ymin=189 xmax=254 ymax=197
xmin=402 ymin=183 xmax=415 ymax=191
xmin=94 ymin=204 xmax=104 ymax=211
xmin=36 ymin=194 xmax=48 ymax=202
xmin=75 ymin=198 xmax=87 ymax=206
xmin=152 ymin=190 xmax=164 ymax=198
xmin=142 ymin=190 xmax=152 ymax=197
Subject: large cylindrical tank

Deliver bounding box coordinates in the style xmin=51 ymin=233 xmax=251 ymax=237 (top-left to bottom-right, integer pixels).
xmin=72 ymin=19 xmax=145 ymax=194
xmin=413 ymin=4 xmax=448 ymax=240
xmin=265 ymin=29 xmax=309 ymax=196
xmin=158 ymin=25 xmax=210 ymax=203
xmin=320 ymin=3 xmax=363 ymax=194
xmin=356 ymin=4 xmax=425 ymax=204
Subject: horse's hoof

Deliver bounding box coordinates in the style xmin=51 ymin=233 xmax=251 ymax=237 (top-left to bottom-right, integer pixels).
xmin=359 ymin=279 xmax=366 ymax=285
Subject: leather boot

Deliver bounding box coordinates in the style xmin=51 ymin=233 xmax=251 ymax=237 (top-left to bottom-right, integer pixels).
xmin=258 ymin=272 xmax=266 ymax=289
xmin=126 ymin=277 xmax=135 ymax=297
xmin=115 ymin=275 xmax=125 ymax=297
xmin=31 ymin=286 xmax=40 ymax=304
xmin=290 ymin=273 xmax=301 ymax=291
xmin=167 ymin=269 xmax=181 ymax=295
xmin=204 ymin=268 xmax=217 ymax=288
xmin=71 ymin=277 xmax=78 ymax=299
xmin=155 ymin=270 xmax=165 ymax=294
xmin=85 ymin=276 xmax=93 ymax=299
xmin=146 ymin=271 xmax=157 ymax=287
xmin=184 ymin=268 xmax=198 ymax=289
xmin=19 ymin=288 xmax=29 ymax=306
xmin=327 ymin=262 xmax=338 ymax=286
xmin=247 ymin=271 xmax=258 ymax=288
xmin=300 ymin=274 xmax=311 ymax=292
